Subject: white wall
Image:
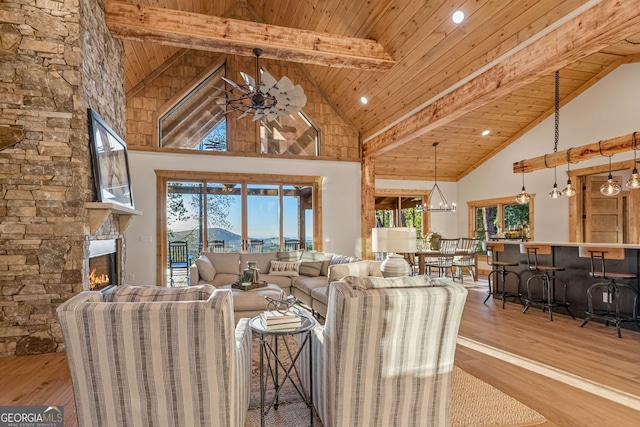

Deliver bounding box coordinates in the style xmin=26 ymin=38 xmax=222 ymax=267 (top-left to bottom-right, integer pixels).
xmin=124 ymin=151 xmax=361 ymax=285
xmin=458 ymin=63 xmax=640 ymax=241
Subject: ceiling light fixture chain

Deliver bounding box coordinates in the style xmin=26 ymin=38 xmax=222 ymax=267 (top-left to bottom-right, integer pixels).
xmin=222 ymin=48 xmax=307 ymax=122
xmin=549 ymin=70 xmax=562 ymax=199
xmin=424 ymin=142 xmax=456 ymax=212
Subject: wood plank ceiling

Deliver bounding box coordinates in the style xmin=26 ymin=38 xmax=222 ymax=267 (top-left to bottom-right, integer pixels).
xmin=116 ymin=0 xmax=640 ymax=182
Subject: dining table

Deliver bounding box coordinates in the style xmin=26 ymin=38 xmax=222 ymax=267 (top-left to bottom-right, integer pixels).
xmin=415 ymin=250 xmax=479 ymax=280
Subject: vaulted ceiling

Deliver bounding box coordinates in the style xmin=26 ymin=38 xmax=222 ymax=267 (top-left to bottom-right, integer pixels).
xmin=110 ymin=0 xmax=640 ymax=182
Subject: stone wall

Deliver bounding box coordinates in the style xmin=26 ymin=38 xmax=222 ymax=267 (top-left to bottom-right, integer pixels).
xmin=0 ymin=0 xmax=124 ymax=357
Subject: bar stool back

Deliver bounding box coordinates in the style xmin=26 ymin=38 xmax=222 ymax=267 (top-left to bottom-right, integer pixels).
xmin=520 ymin=243 xmax=574 ymax=321
xmin=482 ymin=242 xmax=522 ymax=309
xmin=578 ymin=246 xmax=639 ymax=338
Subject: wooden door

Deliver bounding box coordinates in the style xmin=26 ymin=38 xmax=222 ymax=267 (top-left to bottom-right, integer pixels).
xmin=584 ymin=175 xmax=623 ymax=243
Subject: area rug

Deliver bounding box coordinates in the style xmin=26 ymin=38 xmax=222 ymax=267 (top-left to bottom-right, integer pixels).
xmin=245 ymin=336 xmax=546 ymax=427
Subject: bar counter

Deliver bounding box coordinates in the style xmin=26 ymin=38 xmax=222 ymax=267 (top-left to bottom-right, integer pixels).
xmin=492 ymin=241 xmax=640 ymax=331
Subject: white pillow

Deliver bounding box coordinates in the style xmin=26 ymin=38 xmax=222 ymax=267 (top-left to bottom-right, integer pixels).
xmin=269 ymin=260 xmax=300 ymax=277
xmin=195 ymin=255 xmax=216 ymax=282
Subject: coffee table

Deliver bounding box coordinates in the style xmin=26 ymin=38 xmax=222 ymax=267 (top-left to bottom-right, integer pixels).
xmin=250 ymin=311 xmax=316 ymax=427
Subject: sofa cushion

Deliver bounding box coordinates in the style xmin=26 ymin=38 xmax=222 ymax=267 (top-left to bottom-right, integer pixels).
xmin=240 ymin=252 xmax=277 ymax=275
xmin=195 ymin=255 xmax=216 ymax=282
xmin=268 ymin=260 xmax=301 ymax=276
xmin=292 ymin=275 xmax=329 ymax=295
xmin=106 ymin=284 xmax=215 ymax=302
xmin=206 ymin=252 xmax=240 ymax=275
xmin=342 ymin=275 xmax=434 ymax=290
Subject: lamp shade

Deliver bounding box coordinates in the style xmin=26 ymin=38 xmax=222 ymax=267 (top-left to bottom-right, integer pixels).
xmin=372 ymin=227 xmax=417 ymax=253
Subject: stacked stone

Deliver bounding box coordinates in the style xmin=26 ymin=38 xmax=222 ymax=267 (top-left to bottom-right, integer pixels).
xmin=0 ymin=0 xmax=125 ymax=356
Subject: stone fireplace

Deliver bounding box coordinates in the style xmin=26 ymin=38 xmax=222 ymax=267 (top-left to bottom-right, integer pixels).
xmin=0 ymin=0 xmax=130 ymax=356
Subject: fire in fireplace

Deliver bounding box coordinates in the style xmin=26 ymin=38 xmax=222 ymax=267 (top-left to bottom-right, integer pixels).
xmin=88 ymin=239 xmax=119 ymax=291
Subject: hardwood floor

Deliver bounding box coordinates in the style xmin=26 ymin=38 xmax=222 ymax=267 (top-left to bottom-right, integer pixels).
xmin=1 ymin=280 xmax=639 ymax=426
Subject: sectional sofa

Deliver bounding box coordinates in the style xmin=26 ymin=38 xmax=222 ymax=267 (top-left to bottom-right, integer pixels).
xmin=189 ymin=250 xmax=382 ymax=318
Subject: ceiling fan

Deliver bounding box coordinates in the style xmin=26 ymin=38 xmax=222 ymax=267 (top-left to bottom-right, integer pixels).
xmin=222 ymin=48 xmax=307 ymax=122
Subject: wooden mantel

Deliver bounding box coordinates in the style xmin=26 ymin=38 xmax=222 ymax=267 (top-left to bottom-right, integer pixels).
xmin=85 ymin=202 xmax=142 ymax=235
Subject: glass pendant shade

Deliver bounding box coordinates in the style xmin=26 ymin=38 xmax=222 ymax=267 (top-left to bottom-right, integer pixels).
xmin=549 ymin=183 xmax=562 ymax=199
xmin=516 ymin=189 xmax=530 ymax=204
xmin=600 ymin=174 xmax=622 ymax=196
xmin=562 ymin=179 xmax=576 ymax=197
xmin=626 ymin=169 xmax=640 ymax=189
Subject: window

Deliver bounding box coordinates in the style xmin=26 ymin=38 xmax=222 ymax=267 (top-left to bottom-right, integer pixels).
xmin=260 ymin=112 xmax=319 ymax=155
xmin=468 ymin=195 xmax=534 ymax=243
xmin=159 ymin=171 xmax=322 ymax=285
xmin=159 ymin=65 xmax=227 ymax=151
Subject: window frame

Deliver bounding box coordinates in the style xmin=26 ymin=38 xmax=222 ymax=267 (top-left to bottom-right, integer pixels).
xmin=467 ymin=195 xmax=535 ymax=242
xmin=156 ymin=170 xmax=323 ymax=286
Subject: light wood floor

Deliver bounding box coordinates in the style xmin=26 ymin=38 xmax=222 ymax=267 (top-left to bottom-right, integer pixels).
xmin=1 ymin=280 xmax=639 ymax=426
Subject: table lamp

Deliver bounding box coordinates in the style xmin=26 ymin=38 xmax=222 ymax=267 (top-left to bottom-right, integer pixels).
xmin=372 ymin=227 xmax=417 ymax=277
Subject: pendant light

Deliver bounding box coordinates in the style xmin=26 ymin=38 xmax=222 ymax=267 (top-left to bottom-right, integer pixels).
xmin=626 ymin=132 xmax=640 ymax=189
xmin=562 ymin=148 xmax=577 ymax=197
xmin=515 ymin=161 xmax=531 ymax=204
xmin=424 ymin=142 xmax=456 ymax=212
xmin=599 ymin=140 xmax=622 ymax=196
xmin=549 ymin=70 xmax=562 ymax=200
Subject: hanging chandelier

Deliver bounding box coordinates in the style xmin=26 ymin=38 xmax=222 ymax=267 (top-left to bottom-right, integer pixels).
xmin=562 ymin=148 xmax=577 ymax=197
xmin=222 ymin=48 xmax=307 ymax=122
xmin=424 ymin=142 xmax=456 ymax=212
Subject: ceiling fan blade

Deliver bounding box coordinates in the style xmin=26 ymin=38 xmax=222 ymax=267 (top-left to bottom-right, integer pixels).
xmin=274 ymin=76 xmax=295 ymax=93
xmin=240 ymin=72 xmax=256 ymax=92
xmin=253 ymin=110 xmax=265 ymax=121
xmin=237 ymin=109 xmax=251 ymax=119
xmin=261 ymin=70 xmax=278 ymax=90
xmin=222 ymin=77 xmax=247 ymax=92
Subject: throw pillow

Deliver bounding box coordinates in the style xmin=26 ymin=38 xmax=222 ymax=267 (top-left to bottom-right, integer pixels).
xmin=299 ymin=251 xmax=326 ymax=276
xmin=269 ymin=260 xmax=301 ymax=277
xmin=343 ymin=275 xmax=433 ymax=290
xmin=195 ymin=255 xmax=216 ymax=282
xmin=329 ymin=254 xmax=360 ymax=265
xmin=277 ymin=250 xmax=303 ymax=262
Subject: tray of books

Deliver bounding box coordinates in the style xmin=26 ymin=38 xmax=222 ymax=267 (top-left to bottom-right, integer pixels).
xmin=260 ymin=310 xmax=302 ymax=331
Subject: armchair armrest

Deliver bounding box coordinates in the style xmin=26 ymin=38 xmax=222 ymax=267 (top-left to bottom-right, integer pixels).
xmin=234 ymin=317 xmax=252 ymax=420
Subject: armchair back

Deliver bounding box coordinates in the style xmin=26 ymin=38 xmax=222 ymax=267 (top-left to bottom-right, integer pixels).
xmin=57 ymin=286 xmax=251 ymax=427
xmin=305 ymin=277 xmax=467 ymax=427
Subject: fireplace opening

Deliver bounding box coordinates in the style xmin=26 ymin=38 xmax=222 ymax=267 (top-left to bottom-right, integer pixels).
xmin=88 ymin=240 xmax=118 ymax=291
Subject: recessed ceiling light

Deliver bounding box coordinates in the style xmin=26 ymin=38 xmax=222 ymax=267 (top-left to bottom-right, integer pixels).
xmin=452 ymin=10 xmax=465 ymax=24
xmin=360 ymin=96 xmax=368 ymax=104
xmin=482 ymin=129 xmax=490 ymax=136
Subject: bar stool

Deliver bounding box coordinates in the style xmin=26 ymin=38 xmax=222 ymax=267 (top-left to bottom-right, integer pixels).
xmin=579 ymin=247 xmax=639 ymax=338
xmin=521 ymin=243 xmax=574 ymax=321
xmin=482 ymin=242 xmax=522 ymax=309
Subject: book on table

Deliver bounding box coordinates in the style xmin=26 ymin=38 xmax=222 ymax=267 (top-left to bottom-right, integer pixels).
xmin=261 ymin=310 xmax=301 ymax=330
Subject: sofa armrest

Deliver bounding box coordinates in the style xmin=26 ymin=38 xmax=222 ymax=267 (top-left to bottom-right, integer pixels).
xmin=234 ymin=317 xmax=252 ymax=420
xmin=189 ymin=263 xmax=200 ymax=287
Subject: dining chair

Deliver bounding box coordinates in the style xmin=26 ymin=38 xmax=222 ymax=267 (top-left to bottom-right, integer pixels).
xmin=168 ymin=241 xmax=192 ymax=286
xmin=248 ymin=239 xmax=264 ymax=253
xmin=209 ymin=239 xmax=225 ymax=253
xmin=424 ymin=238 xmax=458 ymax=278
xmin=453 ymin=237 xmax=480 ymax=283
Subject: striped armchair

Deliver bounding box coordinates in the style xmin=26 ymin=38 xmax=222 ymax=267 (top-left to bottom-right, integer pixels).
xmin=57 ymin=285 xmax=251 ymax=427
xmin=300 ymin=276 xmax=467 ymax=427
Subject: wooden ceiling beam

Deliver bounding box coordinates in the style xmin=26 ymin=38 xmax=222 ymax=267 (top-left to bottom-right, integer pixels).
xmin=363 ymin=0 xmax=640 ymax=158
xmin=513 ymin=132 xmax=639 ymax=173
xmin=104 ymin=1 xmax=395 ymax=71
